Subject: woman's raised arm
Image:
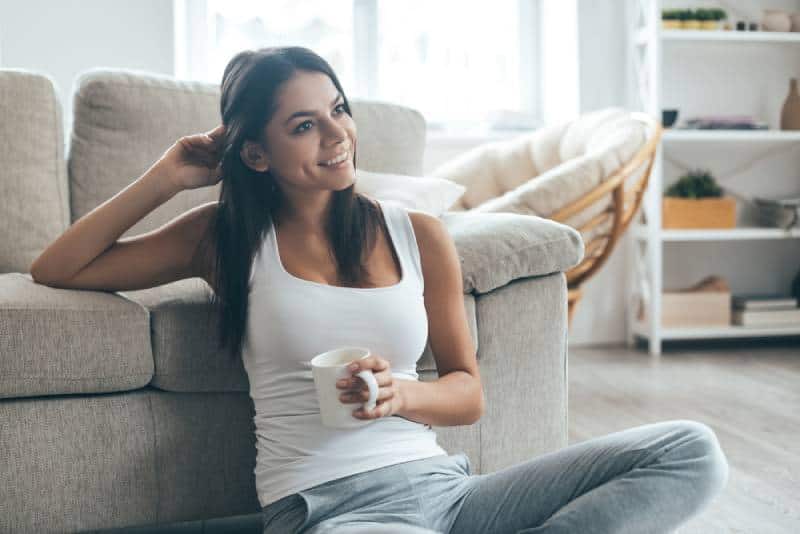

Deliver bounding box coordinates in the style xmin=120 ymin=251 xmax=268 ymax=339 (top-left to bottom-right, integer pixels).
xmin=29 ymin=125 xmax=225 ymax=292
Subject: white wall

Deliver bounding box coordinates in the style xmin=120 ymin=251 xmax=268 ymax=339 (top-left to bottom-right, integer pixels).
xmin=0 ymin=0 xmax=174 ymax=141
xmin=569 ymin=0 xmax=630 ymax=346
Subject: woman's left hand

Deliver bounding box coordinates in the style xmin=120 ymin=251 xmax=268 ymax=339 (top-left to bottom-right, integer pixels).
xmin=337 ymin=355 xmax=404 ymax=420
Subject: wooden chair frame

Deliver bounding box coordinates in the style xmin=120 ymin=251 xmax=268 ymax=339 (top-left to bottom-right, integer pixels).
xmin=548 ymin=113 xmax=663 ymax=326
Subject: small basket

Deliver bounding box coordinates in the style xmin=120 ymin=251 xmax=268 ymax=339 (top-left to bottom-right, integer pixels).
xmin=753 ymin=197 xmax=800 ymax=230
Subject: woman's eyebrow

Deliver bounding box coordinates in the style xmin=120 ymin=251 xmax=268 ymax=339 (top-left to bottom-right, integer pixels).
xmin=285 ymin=94 xmax=343 ymax=125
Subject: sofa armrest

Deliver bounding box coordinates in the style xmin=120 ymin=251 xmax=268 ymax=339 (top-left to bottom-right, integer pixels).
xmin=441 ymin=211 xmax=584 ymax=294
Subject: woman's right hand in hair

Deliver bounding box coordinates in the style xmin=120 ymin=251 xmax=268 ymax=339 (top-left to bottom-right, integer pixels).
xmin=157 ymin=124 xmax=226 ymax=191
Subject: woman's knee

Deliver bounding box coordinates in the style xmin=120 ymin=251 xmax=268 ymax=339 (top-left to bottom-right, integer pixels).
xmin=670 ymin=420 xmax=730 ymax=498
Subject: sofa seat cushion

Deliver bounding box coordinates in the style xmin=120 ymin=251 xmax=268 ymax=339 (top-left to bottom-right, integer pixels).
xmin=441 ymin=211 xmax=584 ymax=295
xmin=0 ymin=273 xmax=153 ymax=399
xmin=118 ymin=278 xmax=250 ymax=393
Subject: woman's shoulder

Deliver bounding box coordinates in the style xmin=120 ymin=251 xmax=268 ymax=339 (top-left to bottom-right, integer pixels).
xmin=405 ymin=209 xmax=451 ymax=264
xmin=405 ymin=209 xmax=440 ymax=233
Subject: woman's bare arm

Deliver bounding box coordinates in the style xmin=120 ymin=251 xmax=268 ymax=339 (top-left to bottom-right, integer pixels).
xmin=29 ymin=164 xmax=175 ymax=284
xmin=393 ymin=210 xmax=483 ymax=426
xmin=29 ymin=125 xmax=225 ymax=292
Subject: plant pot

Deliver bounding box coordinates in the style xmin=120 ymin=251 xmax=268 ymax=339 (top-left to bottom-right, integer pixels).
xmin=683 ymin=20 xmax=701 ymax=30
xmin=700 ymin=21 xmax=719 ymax=30
xmin=662 ymin=20 xmax=682 ymax=29
xmin=662 ymin=196 xmax=737 ymax=229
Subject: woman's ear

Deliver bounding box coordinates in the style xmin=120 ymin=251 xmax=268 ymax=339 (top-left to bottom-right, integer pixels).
xmin=240 ymin=140 xmax=269 ymax=172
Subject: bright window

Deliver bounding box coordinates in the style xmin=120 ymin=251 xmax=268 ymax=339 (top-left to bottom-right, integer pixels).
xmin=174 ymin=0 xmax=562 ymax=133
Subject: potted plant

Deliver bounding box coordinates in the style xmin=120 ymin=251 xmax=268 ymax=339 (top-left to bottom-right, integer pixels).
xmin=696 ymin=8 xmax=714 ymax=29
xmin=699 ymin=8 xmax=728 ymax=30
xmin=663 ymin=169 xmax=737 ymax=229
xmin=682 ymin=9 xmax=701 ymax=30
xmin=662 ymin=9 xmax=682 ymax=29
xmin=698 ymin=8 xmax=726 ymax=30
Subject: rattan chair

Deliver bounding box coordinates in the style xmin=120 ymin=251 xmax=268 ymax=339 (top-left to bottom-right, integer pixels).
xmin=432 ymin=110 xmax=663 ymax=326
xmin=550 ymin=112 xmax=662 ymax=324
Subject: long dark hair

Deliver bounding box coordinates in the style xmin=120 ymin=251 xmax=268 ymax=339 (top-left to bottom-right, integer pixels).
xmin=199 ymin=46 xmax=386 ymax=362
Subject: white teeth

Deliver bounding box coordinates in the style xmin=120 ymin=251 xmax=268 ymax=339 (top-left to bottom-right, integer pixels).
xmin=322 ymin=151 xmax=348 ymax=166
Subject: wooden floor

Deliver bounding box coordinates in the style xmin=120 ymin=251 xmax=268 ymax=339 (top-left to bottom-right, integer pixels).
xmin=567 ymin=339 xmax=800 ymax=534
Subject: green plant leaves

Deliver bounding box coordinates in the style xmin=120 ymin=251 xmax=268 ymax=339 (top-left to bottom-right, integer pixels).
xmin=662 ymin=8 xmax=726 ymax=21
xmin=664 ymin=169 xmax=724 ymax=198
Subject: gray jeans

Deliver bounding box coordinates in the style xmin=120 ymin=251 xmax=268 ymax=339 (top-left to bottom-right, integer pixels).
xmin=261 ymin=419 xmax=729 ymax=533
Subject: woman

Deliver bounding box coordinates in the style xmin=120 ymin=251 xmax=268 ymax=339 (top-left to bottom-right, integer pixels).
xmin=30 ymin=47 xmax=729 ymax=533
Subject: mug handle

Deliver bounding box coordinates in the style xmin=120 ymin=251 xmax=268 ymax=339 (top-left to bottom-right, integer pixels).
xmin=355 ymin=370 xmax=379 ymax=411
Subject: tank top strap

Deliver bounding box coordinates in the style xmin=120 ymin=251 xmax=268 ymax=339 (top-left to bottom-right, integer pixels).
xmin=378 ymin=199 xmax=424 ymax=292
xmin=249 ymin=219 xmax=283 ymax=288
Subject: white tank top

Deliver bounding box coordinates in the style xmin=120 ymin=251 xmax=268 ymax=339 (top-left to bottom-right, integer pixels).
xmin=241 ymin=198 xmax=448 ymax=509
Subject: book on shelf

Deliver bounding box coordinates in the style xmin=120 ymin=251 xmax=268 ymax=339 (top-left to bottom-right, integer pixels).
xmin=732 ymin=308 xmax=800 ymax=327
xmin=678 ymin=115 xmax=769 ymax=130
xmin=732 ymin=294 xmax=798 ymax=310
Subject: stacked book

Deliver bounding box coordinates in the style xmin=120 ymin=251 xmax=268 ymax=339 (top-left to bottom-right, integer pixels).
xmin=678 ymin=115 xmax=769 ymax=130
xmin=732 ymin=295 xmax=800 ymax=327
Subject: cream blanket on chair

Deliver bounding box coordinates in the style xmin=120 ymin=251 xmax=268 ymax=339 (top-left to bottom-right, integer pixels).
xmin=430 ymin=108 xmax=648 ymax=242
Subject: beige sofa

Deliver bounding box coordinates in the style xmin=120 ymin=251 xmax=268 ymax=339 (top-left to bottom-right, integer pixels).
xmin=0 ymin=69 xmax=584 ymax=533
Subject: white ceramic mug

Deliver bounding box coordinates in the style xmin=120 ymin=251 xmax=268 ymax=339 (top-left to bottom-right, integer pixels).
xmin=310 ymin=346 xmax=379 ymax=428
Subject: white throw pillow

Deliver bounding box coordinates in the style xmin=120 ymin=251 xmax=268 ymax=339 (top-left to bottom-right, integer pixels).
xmin=353 ymin=168 xmax=466 ymax=217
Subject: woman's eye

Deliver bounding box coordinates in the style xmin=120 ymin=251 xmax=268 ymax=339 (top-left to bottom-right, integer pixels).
xmin=294 ymin=104 xmax=346 ymax=134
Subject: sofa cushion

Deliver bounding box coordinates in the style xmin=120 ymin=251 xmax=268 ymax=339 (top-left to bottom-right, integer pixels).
xmin=0 ymin=273 xmax=153 ymax=399
xmin=117 ymin=278 xmax=250 ymax=393
xmin=440 ymin=211 xmax=584 ymax=294
xmin=68 ymin=69 xmax=427 ymax=240
xmin=68 ymin=69 xmax=223 ymax=240
xmin=0 ymin=69 xmax=70 ymax=274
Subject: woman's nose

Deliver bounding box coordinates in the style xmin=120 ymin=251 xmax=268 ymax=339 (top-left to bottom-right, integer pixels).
xmin=320 ymin=118 xmax=347 ymax=143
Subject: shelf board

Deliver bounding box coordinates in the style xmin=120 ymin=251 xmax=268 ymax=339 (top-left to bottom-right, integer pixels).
xmin=661 ymin=29 xmax=800 ymax=43
xmin=662 ymin=130 xmax=800 ymax=143
xmin=634 ymin=225 xmax=800 ymax=241
xmin=633 ymin=322 xmax=800 ymax=340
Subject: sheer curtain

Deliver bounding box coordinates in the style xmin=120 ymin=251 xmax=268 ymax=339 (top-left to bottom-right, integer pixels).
xmin=173 ymin=0 xmax=579 ymax=132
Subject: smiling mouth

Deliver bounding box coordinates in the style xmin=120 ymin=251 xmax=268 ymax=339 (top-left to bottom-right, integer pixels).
xmin=319 ymin=149 xmax=351 ymax=167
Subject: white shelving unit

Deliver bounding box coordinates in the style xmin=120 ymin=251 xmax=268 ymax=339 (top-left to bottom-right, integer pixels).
xmin=663 ymin=130 xmax=800 ymax=142
xmin=625 ymin=0 xmax=800 ymax=355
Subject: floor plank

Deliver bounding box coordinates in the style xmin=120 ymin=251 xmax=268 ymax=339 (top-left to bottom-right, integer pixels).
xmin=567 ymin=340 xmax=800 ymax=534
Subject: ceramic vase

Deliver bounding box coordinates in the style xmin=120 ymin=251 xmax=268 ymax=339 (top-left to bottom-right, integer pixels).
xmin=780 ymin=78 xmax=800 ymax=130
xmin=762 ymin=9 xmax=791 ymax=32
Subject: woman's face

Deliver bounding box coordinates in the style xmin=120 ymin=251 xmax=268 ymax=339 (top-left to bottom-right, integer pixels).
xmin=255 ymin=70 xmax=357 ymax=193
